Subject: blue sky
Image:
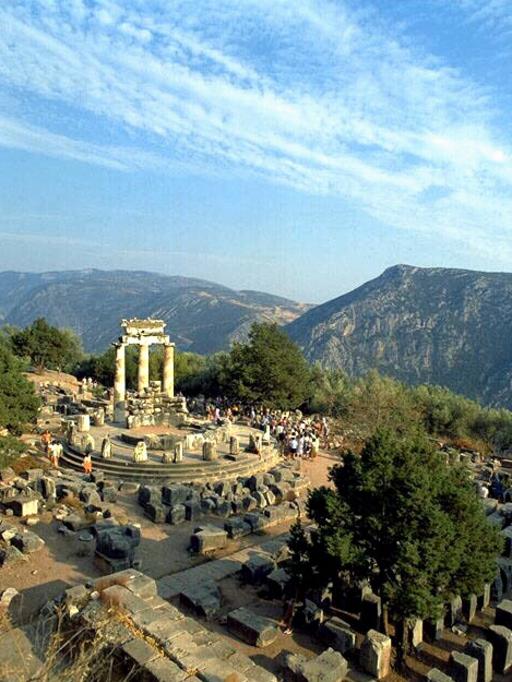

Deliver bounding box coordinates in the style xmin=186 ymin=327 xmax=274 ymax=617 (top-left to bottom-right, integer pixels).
xmin=1 ymin=0 xmax=512 ymax=303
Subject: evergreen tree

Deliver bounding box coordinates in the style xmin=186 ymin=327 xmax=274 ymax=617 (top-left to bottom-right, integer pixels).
xmin=0 ymin=345 xmax=40 ymax=434
xmin=226 ymin=322 xmax=311 ymax=408
xmin=291 ymin=428 xmax=501 ymax=664
xmin=10 ymin=318 xmax=83 ymax=372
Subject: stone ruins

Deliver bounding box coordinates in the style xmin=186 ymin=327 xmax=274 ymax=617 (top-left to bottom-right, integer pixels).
xmin=114 ymin=318 xmax=187 ymax=428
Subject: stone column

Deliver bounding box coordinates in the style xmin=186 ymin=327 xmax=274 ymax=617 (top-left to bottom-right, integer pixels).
xmin=163 ymin=343 xmax=175 ymax=397
xmin=114 ymin=343 xmax=126 ymax=423
xmin=138 ymin=342 xmax=150 ymax=393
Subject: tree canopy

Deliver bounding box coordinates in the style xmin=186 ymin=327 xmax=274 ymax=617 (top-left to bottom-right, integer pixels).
xmin=9 ymin=318 xmax=83 ymax=372
xmin=223 ymin=322 xmax=311 ymax=408
xmin=289 ymin=428 xmax=501 ymax=660
xmin=0 ymin=344 xmax=40 ymax=434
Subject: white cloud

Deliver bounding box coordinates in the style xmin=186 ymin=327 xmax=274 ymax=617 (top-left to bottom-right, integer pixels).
xmin=0 ymin=0 xmax=511 ymax=260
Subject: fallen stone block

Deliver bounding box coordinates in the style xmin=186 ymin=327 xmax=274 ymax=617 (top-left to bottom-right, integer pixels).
xmin=360 ymin=592 xmax=381 ymax=631
xmin=0 ymin=545 xmax=26 ymax=566
xmin=244 ymin=512 xmax=268 ymax=532
xmin=320 ymin=616 xmax=356 ymax=654
xmin=184 ymin=500 xmax=202 ymax=522
xmin=122 ymin=637 xmax=160 ymax=667
xmin=359 ymin=629 xmax=391 ymax=679
xmin=63 ymin=513 xmax=91 ymax=532
xmin=224 ymin=518 xmax=252 ymax=539
xmin=143 ymin=655 xmax=189 ymax=681
xmin=496 ymin=599 xmax=512 ymax=629
xmin=427 ymin=670 xmax=455 ymax=682
xmin=284 ymin=648 xmax=347 ymax=682
xmin=4 ymin=496 xmax=39 ymax=517
xmin=166 ymin=504 xmax=186 ymax=525
xmin=488 ymin=624 xmax=512 ymax=674
xmin=144 ymin=503 xmax=167 ymax=524
xmin=190 ymin=526 xmax=228 ymax=554
xmin=162 ymin=484 xmax=190 ymax=507
xmin=180 ymin=580 xmax=221 ymax=619
xmin=241 ymin=552 xmax=276 ymax=584
xmin=450 ymin=651 xmax=478 ymax=682
xmin=11 ymin=530 xmax=45 ymax=554
xmin=465 ymin=639 xmax=493 ymax=682
xmin=227 ymin=607 xmax=278 ymax=647
xmin=99 ymin=584 xmax=152 ymax=615
xmin=266 ymin=567 xmax=291 ymax=598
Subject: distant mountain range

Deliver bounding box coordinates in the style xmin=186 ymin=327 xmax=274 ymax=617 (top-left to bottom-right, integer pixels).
xmin=2 ymin=265 xmax=512 ymax=408
xmin=286 ymin=264 xmax=512 ymax=408
xmin=0 ymin=270 xmax=310 ymax=354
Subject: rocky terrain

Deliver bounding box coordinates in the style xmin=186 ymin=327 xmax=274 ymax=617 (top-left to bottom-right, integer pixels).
xmin=0 ymin=270 xmax=310 ymax=354
xmin=286 ymin=264 xmax=512 ymax=408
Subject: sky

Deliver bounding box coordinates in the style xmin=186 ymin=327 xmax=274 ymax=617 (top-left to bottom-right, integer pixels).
xmin=1 ymin=0 xmax=512 ymax=303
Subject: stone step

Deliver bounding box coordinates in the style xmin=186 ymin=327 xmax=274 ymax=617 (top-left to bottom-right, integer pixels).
xmin=60 ymin=445 xmax=280 ymax=483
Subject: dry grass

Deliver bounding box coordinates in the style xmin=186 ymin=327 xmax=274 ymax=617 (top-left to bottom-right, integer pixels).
xmin=10 ymin=454 xmax=51 ymax=475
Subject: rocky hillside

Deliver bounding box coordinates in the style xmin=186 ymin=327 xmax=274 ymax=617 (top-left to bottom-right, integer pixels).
xmin=286 ymin=264 xmax=512 ymax=408
xmin=0 ymin=270 xmax=310 ymax=354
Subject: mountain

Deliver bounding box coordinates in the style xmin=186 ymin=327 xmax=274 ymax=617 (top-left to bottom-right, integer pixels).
xmin=286 ymin=264 xmax=512 ymax=408
xmin=0 ymin=269 xmax=311 ymax=354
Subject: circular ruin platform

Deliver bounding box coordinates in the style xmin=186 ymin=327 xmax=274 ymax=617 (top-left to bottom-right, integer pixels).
xmin=61 ymin=423 xmax=281 ymax=484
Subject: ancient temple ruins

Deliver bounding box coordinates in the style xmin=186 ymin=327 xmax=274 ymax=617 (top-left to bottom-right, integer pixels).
xmin=113 ymin=319 xmax=186 ymax=427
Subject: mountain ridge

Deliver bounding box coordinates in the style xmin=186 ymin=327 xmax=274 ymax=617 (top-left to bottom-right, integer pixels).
xmin=286 ymin=263 xmax=512 ymax=408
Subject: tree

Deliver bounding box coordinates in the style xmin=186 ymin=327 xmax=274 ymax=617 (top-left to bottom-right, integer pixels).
xmin=0 ymin=345 xmax=40 ymax=434
xmin=309 ymin=366 xmax=352 ymax=417
xmin=225 ymin=323 xmax=311 ymax=408
xmin=9 ymin=318 xmax=83 ymax=372
xmin=291 ymin=428 xmax=501 ymax=665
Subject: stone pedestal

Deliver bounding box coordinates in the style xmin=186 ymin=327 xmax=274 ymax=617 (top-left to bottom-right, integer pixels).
xmin=359 ymin=630 xmax=391 ymax=679
xmin=163 ymin=344 xmax=174 ymax=398
xmin=77 ymin=414 xmax=90 ymax=432
xmin=174 ymin=442 xmax=183 ymax=463
xmin=114 ymin=343 xmax=126 ymax=423
xmin=488 ymin=624 xmax=512 ymax=674
xmin=465 ymin=639 xmax=493 ymax=682
xmin=450 ymin=651 xmax=478 ymax=682
xmin=133 ymin=442 xmax=148 ymax=463
xmin=229 ymin=436 xmax=240 ymax=456
xmin=137 ymin=343 xmax=149 ymax=394
xmin=202 ymin=441 xmax=217 ymax=461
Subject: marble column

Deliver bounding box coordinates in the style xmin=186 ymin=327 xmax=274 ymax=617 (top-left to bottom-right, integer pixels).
xmin=114 ymin=343 xmax=126 ymax=423
xmin=138 ymin=342 xmax=150 ymax=393
xmin=163 ymin=343 xmax=175 ymax=397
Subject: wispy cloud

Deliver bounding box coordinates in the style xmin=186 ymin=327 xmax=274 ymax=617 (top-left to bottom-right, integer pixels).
xmin=0 ymin=0 xmax=511 ymax=260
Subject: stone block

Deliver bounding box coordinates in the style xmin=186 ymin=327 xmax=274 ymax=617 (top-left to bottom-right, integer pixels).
xmin=100 ymin=585 xmax=152 ymax=615
xmin=184 ymin=500 xmax=202 ymax=522
xmin=492 ymin=572 xmax=504 ymax=602
xmin=450 ymin=651 xmax=478 ymax=682
xmin=409 ymin=618 xmax=423 ymax=648
xmin=22 ymin=469 xmax=44 ymax=482
xmin=224 ymin=518 xmax=252 ymax=539
xmin=144 ymin=503 xmax=167 ymax=524
xmin=162 ymin=484 xmax=190 ymax=507
xmin=266 ymin=568 xmax=291 ymax=598
xmin=360 ymin=592 xmax=381 ymax=631
xmin=320 ymin=616 xmax=356 ymax=654
xmin=465 ymin=639 xmax=492 ymax=682
xmin=63 ymin=513 xmax=91 ymax=531
xmin=241 ymin=552 xmax=276 ymax=584
xmin=496 ymin=599 xmax=512 ymax=629
xmin=227 ymin=607 xmax=278 ymax=647
xmin=448 ymin=595 xmax=463 ymax=626
xmin=4 ymin=496 xmax=39 ymax=517
xmin=462 ymin=594 xmax=477 ymax=623
xmin=11 ymin=530 xmax=45 ymax=554
xmin=166 ymin=504 xmax=186 ymax=525
xmin=202 ymin=440 xmax=217 ymax=461
xmin=247 ymin=474 xmax=264 ymax=491
xmin=427 ymin=670 xmax=455 ymax=682
xmin=359 ymin=630 xmax=391 ymax=679
xmin=143 ymin=656 xmax=189 ymax=681
xmin=488 ymin=624 xmax=512 ymax=674
xmin=244 ymin=512 xmax=267 ymax=532
xmin=284 ymin=648 xmax=347 ymax=682
xmin=122 ymin=637 xmax=160 ymax=666
xmin=180 ymin=580 xmax=221 ymax=618
xmin=190 ymin=526 xmax=228 ymax=554
xmin=0 ymin=545 xmax=26 ymax=566
xmin=214 ymin=500 xmax=231 ymax=518
xmin=477 ymin=584 xmax=490 ymax=610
